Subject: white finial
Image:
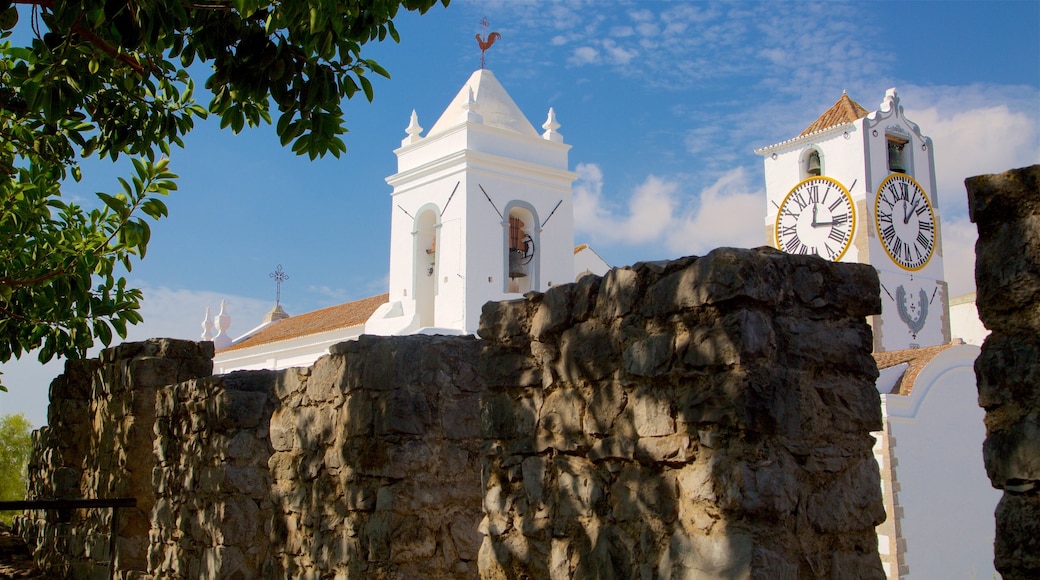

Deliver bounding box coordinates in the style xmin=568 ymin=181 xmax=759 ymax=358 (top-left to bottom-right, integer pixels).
xmin=201 ymin=307 xmax=214 ymax=341
xmin=542 ymin=107 xmax=563 ymax=143
xmin=462 ymin=87 xmax=483 ymax=124
xmin=212 ymin=299 xmax=232 ymax=351
xmin=403 ymin=109 xmax=423 ymax=145
xmin=881 ymin=87 xmax=899 ymax=113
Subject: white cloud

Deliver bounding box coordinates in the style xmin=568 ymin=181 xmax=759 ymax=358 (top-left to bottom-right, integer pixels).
xmin=569 ymin=46 xmax=600 ymax=66
xmin=665 ymin=168 xmax=764 ymax=256
xmin=574 ymin=164 xmax=764 ymax=259
xmin=939 ymin=216 xmax=979 ymax=299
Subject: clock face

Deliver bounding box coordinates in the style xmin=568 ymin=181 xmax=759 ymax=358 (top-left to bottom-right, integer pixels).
xmin=775 ymin=176 xmax=856 ymax=261
xmin=874 ymin=174 xmax=936 ymax=271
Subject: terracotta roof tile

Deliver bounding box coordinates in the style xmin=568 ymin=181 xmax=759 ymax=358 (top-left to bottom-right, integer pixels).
xmin=799 ymin=92 xmax=869 ymax=137
xmin=220 ymin=293 xmax=389 ymax=352
xmin=873 ymin=342 xmax=960 ymax=396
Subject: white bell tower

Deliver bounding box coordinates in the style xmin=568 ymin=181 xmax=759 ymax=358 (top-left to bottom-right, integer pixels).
xmin=364 ymin=68 xmax=577 ymax=336
xmin=756 ymin=89 xmax=951 ymax=352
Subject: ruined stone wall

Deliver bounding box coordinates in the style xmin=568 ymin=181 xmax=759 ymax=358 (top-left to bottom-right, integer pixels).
xmin=21 ymin=339 xmax=213 ymax=578
xmin=21 ymin=249 xmax=890 ymax=579
xmin=967 ymin=164 xmax=1040 ymax=579
xmin=477 ymin=247 xmax=887 ymax=579
xmin=149 ymin=335 xmax=487 ymax=579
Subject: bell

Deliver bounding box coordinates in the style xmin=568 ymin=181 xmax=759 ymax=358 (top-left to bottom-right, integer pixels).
xmin=807 ymin=151 xmax=821 ymax=176
xmin=508 ymin=249 xmax=527 ymax=278
xmin=888 ymin=141 xmax=906 ymax=173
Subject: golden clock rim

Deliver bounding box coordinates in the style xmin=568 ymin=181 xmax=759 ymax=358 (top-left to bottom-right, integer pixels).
xmin=873 ymin=173 xmax=936 ymax=271
xmin=774 ymin=176 xmax=856 ymax=261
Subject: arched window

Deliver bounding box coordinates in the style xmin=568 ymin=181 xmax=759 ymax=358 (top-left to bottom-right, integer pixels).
xmin=414 ymin=208 xmax=438 ymax=327
xmin=504 ymin=204 xmax=537 ymax=294
xmin=887 ymin=135 xmax=909 ymax=173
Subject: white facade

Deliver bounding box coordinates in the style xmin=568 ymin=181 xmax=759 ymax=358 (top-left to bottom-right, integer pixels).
xmin=366 ymin=69 xmax=579 ymax=336
xmin=757 ymin=89 xmax=951 ymax=352
xmin=874 ymin=345 xmax=999 ymax=580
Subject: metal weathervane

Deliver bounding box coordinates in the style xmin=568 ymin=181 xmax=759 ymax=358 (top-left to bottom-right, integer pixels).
xmin=269 ymin=264 xmax=289 ymax=306
xmin=476 ymin=17 xmax=500 ymax=69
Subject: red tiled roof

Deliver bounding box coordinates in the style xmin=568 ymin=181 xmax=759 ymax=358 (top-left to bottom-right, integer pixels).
xmin=799 ymin=92 xmax=869 ymax=137
xmin=219 ymin=293 xmax=389 ymax=352
xmin=873 ymin=342 xmax=960 ymax=396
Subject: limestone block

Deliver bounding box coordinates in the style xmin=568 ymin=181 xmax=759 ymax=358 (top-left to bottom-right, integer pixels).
xmin=589 ymin=436 xmax=635 ymax=462
xmin=553 ymin=455 xmax=602 ymax=518
xmin=537 ymin=386 xmax=587 ymax=452
xmin=479 ymin=298 xmax=532 ymax=344
xmin=269 ymin=410 xmax=297 ymax=452
xmin=658 ymin=527 xmax=753 ymax=579
xmin=967 ymin=165 xmax=1040 ymax=330
xmin=594 ymin=267 xmax=642 ymax=320
xmin=213 ymin=389 xmax=270 ymax=430
xmin=570 ymin=270 xmax=602 ymax=322
xmin=531 ymin=283 xmax=574 ymax=339
xmin=994 ymin=491 xmax=1040 ymax=579
xmin=623 ymin=331 xmax=675 ymax=376
xmin=442 ymin=393 xmax=483 ymax=440
xmin=376 ymin=387 xmax=432 ymax=436
xmin=630 ymin=387 xmax=675 ymax=437
xmin=806 ymin=457 xmax=885 ymax=534
xmin=983 ymin=418 xmax=1040 ymax=491
xmin=556 ymin=320 xmax=618 ymax=383
xmin=584 ymin=379 xmax=625 ymax=436
xmin=976 ymin=331 xmax=1040 ymax=420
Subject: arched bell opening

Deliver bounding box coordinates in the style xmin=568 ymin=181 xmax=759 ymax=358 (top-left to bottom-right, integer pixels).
xmin=413 ymin=207 xmax=439 ymax=328
xmin=802 ymin=147 xmax=823 ymax=178
xmin=503 ymin=203 xmax=538 ymax=294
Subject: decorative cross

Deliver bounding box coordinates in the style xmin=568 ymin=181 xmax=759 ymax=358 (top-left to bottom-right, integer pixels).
xmin=476 ymin=17 xmax=501 ymax=69
xmin=269 ymin=264 xmax=289 ymax=306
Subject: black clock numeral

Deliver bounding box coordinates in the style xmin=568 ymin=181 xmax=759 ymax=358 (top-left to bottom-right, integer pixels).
xmin=881 ymin=225 xmax=897 ymax=246
xmin=832 ymin=213 xmax=848 ymax=225
xmin=828 ymin=198 xmax=844 ymax=212
xmin=878 ymin=211 xmax=892 ymax=224
xmin=916 ymin=232 xmax=930 ymax=250
xmin=793 ymin=191 xmax=808 ymax=210
xmin=824 ymin=243 xmax=839 ymax=260
xmin=807 ymin=184 xmax=820 ymax=204
xmin=902 ymin=244 xmax=912 ymax=264
xmin=828 ymin=227 xmax=846 ymax=243
xmin=914 ymin=203 xmax=929 ymax=217
xmin=780 ymin=224 xmax=797 ymax=237
xmin=919 ymin=220 xmax=934 ymax=232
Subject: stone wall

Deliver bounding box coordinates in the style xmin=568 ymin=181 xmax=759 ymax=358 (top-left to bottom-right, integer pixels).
xmin=477 ymin=247 xmax=886 ymax=579
xmin=149 ymin=334 xmax=487 ymax=579
xmin=967 ymin=164 xmax=1040 ymax=579
xmin=20 ymin=248 xmax=889 ymax=579
xmin=21 ymin=340 xmax=213 ymax=577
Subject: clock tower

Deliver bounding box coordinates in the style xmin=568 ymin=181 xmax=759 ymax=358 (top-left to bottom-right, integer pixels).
xmin=756 ymin=88 xmax=951 ymax=352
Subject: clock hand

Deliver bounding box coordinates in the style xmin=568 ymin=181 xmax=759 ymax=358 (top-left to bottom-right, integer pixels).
xmin=812 ymin=203 xmax=818 ymax=227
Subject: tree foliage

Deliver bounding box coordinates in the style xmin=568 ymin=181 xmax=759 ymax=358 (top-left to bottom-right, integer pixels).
xmin=0 ymin=0 xmax=449 ymax=387
xmin=0 ymin=413 xmax=33 ymax=522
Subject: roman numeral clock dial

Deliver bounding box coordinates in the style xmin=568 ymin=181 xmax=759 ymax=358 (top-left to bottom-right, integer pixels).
xmin=874 ymin=174 xmax=936 ymax=271
xmin=775 ymin=176 xmax=855 ymax=261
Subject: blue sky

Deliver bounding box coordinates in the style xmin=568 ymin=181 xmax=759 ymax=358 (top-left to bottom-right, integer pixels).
xmin=2 ymin=0 xmax=1038 ymax=427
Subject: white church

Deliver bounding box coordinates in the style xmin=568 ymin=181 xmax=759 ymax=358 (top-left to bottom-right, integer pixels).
xmin=207 ymin=66 xmax=609 ymax=373
xmin=203 ymin=61 xmax=997 ymax=579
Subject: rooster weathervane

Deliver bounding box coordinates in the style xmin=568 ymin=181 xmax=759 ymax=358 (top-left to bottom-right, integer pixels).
xmin=476 ymin=17 xmax=500 ymax=69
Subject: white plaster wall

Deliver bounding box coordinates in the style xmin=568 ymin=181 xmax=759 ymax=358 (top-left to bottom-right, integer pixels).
xmin=882 ymin=346 xmax=999 ymax=579
xmin=949 ymin=294 xmax=989 ymax=346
